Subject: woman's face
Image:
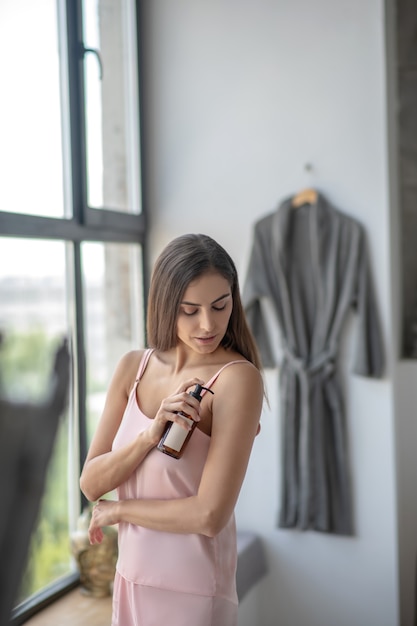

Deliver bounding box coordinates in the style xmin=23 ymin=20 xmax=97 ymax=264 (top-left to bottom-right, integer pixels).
xmin=176 ymin=271 xmax=233 ymax=354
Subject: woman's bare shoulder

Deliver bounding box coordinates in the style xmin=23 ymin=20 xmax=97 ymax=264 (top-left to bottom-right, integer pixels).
xmin=216 ymin=357 xmax=264 ymax=396
xmin=209 ymin=360 xmax=264 ymax=436
xmin=111 ymin=349 xmax=148 ymax=394
xmin=117 ymin=348 xmax=147 ymax=368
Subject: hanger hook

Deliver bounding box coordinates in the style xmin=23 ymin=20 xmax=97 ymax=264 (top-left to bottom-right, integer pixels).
xmin=81 ymin=45 xmax=104 ymax=80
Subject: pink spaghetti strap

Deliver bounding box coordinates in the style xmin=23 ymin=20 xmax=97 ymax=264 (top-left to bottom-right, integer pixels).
xmin=134 ymin=352 xmax=251 ymax=395
xmin=202 ymin=360 xmax=252 ymax=396
xmin=136 ymin=348 xmax=154 ymax=381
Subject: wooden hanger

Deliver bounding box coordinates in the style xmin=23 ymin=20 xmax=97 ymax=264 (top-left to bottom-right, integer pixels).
xmin=291 ymin=187 xmax=318 ymax=208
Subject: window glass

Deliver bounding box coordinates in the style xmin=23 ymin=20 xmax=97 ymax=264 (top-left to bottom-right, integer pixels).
xmin=82 ymin=0 xmax=142 ymax=214
xmin=82 ymin=242 xmax=144 ymax=445
xmin=0 ymin=1 xmax=67 ymax=218
xmin=0 ymin=238 xmax=74 ymax=600
xmin=18 ymin=417 xmax=71 ymax=602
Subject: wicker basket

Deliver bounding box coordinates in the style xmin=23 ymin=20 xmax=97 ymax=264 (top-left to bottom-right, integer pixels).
xmin=70 ymin=508 xmax=118 ymax=598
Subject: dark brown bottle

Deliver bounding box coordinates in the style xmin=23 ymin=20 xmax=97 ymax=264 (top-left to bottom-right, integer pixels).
xmin=157 ymin=384 xmax=214 ymax=459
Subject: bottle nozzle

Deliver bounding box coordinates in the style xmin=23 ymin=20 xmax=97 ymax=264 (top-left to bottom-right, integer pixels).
xmin=191 ymin=384 xmax=214 ymax=401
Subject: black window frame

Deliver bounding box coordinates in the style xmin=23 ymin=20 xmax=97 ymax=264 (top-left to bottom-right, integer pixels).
xmin=1 ymin=1 xmax=148 ymax=622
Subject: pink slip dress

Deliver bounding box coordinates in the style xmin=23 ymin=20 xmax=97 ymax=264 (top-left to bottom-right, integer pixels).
xmin=111 ymin=349 xmax=251 ymax=626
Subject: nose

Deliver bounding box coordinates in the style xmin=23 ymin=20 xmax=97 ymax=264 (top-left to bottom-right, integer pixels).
xmin=199 ymin=308 xmax=215 ymax=332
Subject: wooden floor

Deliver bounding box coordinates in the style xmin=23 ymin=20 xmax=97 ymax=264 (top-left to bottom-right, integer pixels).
xmin=24 ymin=588 xmax=112 ymax=626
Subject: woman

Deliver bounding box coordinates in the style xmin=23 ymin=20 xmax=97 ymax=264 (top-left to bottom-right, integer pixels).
xmin=80 ymin=233 xmax=264 ymax=626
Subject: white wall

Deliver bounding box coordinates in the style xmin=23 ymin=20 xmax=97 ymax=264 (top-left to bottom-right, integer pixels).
xmin=140 ymin=1 xmax=404 ymax=624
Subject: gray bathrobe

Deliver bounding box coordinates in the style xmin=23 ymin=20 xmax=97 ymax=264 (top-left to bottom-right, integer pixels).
xmin=243 ymin=193 xmax=384 ymax=535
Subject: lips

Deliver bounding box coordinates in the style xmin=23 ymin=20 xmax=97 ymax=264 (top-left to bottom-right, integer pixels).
xmin=196 ymin=335 xmax=216 ymax=343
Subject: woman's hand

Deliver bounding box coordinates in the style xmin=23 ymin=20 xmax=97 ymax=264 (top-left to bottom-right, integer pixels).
xmin=88 ymin=499 xmax=119 ymax=544
xmin=145 ymin=378 xmax=205 ymax=443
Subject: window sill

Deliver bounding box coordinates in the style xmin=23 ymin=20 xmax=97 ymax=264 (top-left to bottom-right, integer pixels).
xmin=23 ymin=588 xmax=112 ymax=626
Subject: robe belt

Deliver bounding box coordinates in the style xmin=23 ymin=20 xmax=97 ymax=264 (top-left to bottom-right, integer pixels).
xmin=282 ymin=346 xmax=336 ymax=380
xmin=281 ymin=346 xmax=337 ymax=528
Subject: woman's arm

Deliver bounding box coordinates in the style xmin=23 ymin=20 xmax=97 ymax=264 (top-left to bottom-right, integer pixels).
xmin=80 ymin=351 xmax=152 ymax=502
xmin=88 ymin=362 xmax=263 ymax=541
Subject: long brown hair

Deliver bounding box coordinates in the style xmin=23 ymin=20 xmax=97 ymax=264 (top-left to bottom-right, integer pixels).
xmin=146 ymin=234 xmax=262 ymax=370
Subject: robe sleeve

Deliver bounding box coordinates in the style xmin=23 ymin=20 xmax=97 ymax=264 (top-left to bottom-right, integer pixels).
xmin=242 ymin=221 xmax=278 ymax=368
xmin=351 ymin=228 xmax=385 ymax=378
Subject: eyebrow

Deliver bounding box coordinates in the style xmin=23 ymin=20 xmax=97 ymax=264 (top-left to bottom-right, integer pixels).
xmin=181 ymin=293 xmax=231 ymax=306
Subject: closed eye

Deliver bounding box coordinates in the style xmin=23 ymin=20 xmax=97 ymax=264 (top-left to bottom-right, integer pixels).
xmin=180 ymin=294 xmax=231 ymax=316
xmin=182 ymin=305 xmax=225 ymax=315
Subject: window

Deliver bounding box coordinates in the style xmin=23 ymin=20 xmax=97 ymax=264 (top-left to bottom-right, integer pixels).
xmin=0 ymin=1 xmax=146 ymax=622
